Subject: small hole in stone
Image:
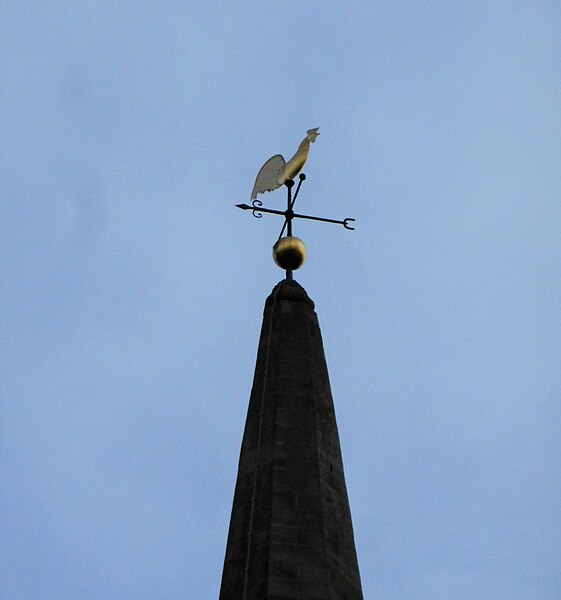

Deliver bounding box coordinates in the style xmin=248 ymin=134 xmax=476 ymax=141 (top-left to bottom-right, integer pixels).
xmin=329 ymin=463 xmax=334 ymax=472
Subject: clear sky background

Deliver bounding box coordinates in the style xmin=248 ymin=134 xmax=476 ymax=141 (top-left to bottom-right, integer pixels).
xmin=2 ymin=2 xmax=560 ymax=599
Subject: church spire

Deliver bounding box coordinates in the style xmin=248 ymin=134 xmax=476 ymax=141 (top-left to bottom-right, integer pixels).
xmin=219 ymin=279 xmax=363 ymax=599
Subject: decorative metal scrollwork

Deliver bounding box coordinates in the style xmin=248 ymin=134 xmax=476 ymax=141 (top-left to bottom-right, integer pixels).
xmin=251 ymin=199 xmax=263 ymax=219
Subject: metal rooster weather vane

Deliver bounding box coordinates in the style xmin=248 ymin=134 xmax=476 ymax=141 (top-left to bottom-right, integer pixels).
xmin=236 ymin=128 xmax=355 ymax=279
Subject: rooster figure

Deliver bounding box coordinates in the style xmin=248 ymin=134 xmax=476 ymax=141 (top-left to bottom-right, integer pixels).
xmin=251 ymin=128 xmax=320 ymax=200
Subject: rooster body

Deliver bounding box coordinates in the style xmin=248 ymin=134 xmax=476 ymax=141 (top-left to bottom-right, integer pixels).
xmin=251 ymin=128 xmax=320 ymax=200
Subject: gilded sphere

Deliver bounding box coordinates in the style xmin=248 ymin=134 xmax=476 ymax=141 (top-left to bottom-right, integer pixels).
xmin=272 ymin=236 xmax=307 ymax=270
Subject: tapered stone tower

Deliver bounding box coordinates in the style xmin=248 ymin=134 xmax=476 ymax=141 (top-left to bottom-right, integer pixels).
xmin=219 ymin=278 xmax=363 ymax=599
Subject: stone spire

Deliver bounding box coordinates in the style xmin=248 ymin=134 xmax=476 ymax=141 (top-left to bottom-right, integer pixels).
xmin=219 ymin=279 xmax=363 ymax=600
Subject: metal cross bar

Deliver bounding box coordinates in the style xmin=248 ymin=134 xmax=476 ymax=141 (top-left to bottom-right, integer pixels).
xmin=236 ymin=174 xmax=355 ymax=234
xmin=235 ymin=204 xmax=355 ymax=231
xmin=291 ymin=213 xmax=355 ymax=230
xmin=235 ymin=204 xmax=285 ymax=217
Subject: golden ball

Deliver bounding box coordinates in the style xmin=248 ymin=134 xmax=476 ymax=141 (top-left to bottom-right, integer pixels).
xmin=272 ymin=236 xmax=307 ymax=270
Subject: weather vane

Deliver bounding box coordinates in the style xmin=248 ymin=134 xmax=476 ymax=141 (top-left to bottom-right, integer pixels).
xmin=236 ymin=128 xmax=355 ymax=279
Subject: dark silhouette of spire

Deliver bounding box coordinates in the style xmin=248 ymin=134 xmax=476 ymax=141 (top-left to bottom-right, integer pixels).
xmin=219 ymin=279 xmax=363 ymax=600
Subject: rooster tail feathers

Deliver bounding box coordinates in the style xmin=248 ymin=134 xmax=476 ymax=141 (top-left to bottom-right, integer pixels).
xmin=250 ymin=154 xmax=286 ymax=200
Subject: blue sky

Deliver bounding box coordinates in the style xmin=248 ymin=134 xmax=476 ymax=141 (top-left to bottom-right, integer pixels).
xmin=1 ymin=2 xmax=560 ymax=599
